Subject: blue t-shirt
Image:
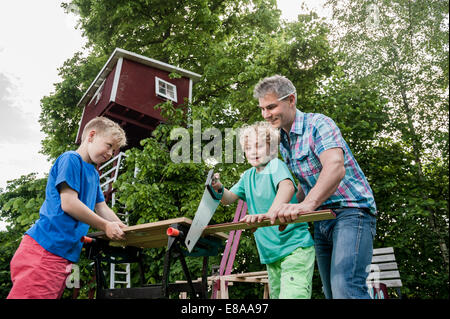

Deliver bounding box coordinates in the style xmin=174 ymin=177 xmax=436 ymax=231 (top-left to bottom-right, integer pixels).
xmin=26 ymin=151 xmax=105 ymax=262
xmin=229 ymin=158 xmax=314 ymax=264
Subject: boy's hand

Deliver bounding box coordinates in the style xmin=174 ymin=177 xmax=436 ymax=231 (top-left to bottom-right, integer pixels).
xmin=211 ymin=173 xmax=223 ymax=192
xmin=240 ymin=214 xmax=266 ymax=233
xmin=104 ymin=221 xmax=126 ymax=240
xmin=240 ymin=214 xmax=266 ymax=224
xmin=116 ymin=220 xmax=127 ymax=229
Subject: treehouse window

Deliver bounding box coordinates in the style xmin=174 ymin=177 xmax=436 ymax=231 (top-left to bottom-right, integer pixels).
xmin=155 ymin=77 xmax=177 ymax=102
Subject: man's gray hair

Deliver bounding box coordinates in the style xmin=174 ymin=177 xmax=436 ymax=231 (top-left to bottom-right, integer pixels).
xmin=253 ymin=75 xmax=297 ymax=103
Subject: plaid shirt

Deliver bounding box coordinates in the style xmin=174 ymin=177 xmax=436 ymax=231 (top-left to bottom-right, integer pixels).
xmin=280 ymin=109 xmax=377 ymax=215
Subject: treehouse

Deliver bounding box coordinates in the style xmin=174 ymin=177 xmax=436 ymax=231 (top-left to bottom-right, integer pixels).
xmin=75 ymin=48 xmax=202 ymax=149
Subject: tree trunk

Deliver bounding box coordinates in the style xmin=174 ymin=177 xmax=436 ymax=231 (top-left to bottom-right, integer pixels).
xmin=399 ymin=86 xmax=450 ymax=272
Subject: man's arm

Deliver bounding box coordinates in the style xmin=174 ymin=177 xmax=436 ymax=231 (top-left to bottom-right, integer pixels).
xmin=59 ymin=183 xmax=125 ymax=240
xmin=268 ymin=148 xmax=345 ymax=224
xmin=301 ymin=147 xmax=345 ymax=211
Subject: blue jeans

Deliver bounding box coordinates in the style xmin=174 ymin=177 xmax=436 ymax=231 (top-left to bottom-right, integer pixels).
xmin=314 ymin=208 xmax=376 ymax=299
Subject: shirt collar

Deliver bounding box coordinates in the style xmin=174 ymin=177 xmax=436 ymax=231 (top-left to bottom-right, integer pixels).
xmin=280 ymin=108 xmax=304 ymax=139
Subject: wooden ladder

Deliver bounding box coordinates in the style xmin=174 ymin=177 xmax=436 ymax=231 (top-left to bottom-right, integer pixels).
xmin=211 ymin=200 xmax=247 ymax=299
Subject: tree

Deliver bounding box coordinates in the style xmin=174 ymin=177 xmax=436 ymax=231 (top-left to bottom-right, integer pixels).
xmin=326 ymin=0 xmax=449 ymax=278
xmin=0 ymin=174 xmax=47 ymax=298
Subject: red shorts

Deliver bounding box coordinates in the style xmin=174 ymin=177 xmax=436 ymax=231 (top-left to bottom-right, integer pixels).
xmin=7 ymin=235 xmax=72 ymax=299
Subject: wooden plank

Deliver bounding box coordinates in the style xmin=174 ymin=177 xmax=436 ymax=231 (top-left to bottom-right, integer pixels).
xmin=220 ymin=275 xmax=269 ymax=284
xmin=89 ymin=211 xmax=333 ymax=249
xmin=367 ymin=270 xmax=401 ymax=281
xmin=89 ymin=217 xmax=192 ymax=238
xmin=220 ymin=277 xmax=229 ymax=299
xmin=89 ymin=217 xmax=227 ymax=249
xmin=372 ymin=254 xmax=396 ymax=263
xmin=368 ymin=280 xmax=402 ymax=288
xmin=223 ymin=278 xmax=269 ymax=284
xmin=203 ymin=210 xmax=335 ymax=235
xmin=368 ymin=262 xmax=398 ymax=271
xmin=373 ymin=247 xmax=394 ymax=255
xmin=231 ymin=271 xmax=268 ymax=278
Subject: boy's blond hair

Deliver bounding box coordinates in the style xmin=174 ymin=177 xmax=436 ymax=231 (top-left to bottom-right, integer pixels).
xmin=81 ymin=117 xmax=127 ymax=148
xmin=239 ymin=121 xmax=280 ymax=157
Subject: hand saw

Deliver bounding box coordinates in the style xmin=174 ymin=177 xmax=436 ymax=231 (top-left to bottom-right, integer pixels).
xmin=185 ymin=169 xmax=223 ymax=252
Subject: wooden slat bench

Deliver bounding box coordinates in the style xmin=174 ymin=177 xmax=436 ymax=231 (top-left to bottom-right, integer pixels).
xmin=367 ymin=247 xmax=402 ymax=298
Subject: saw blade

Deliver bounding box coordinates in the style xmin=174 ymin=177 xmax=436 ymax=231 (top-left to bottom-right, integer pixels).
xmin=185 ymin=170 xmax=222 ymax=252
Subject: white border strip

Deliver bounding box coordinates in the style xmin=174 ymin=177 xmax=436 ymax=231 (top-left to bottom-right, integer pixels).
xmin=110 ymin=57 xmax=123 ymax=103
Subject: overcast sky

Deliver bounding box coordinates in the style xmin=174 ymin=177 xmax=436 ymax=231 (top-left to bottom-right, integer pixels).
xmin=0 ymin=1 xmax=85 ymax=191
xmin=0 ymin=0 xmax=328 ymax=230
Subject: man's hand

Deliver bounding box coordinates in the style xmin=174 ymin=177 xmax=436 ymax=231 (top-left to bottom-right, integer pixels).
xmin=267 ymin=201 xmax=317 ymax=224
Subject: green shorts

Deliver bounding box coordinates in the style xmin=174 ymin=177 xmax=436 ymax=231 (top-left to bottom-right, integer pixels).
xmin=266 ymin=245 xmax=315 ymax=299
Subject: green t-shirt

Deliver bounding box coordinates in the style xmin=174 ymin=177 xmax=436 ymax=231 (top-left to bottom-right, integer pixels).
xmin=229 ymin=158 xmax=314 ymax=264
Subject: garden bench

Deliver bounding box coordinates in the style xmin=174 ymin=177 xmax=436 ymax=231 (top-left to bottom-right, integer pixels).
xmin=367 ymin=246 xmax=402 ymax=298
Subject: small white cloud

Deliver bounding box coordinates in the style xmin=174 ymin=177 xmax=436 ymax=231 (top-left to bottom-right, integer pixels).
xmin=0 ymin=73 xmax=37 ymax=143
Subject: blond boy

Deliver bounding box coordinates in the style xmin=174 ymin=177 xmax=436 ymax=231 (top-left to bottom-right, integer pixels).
xmin=8 ymin=117 xmax=127 ymax=299
xmin=212 ymin=121 xmax=315 ymax=299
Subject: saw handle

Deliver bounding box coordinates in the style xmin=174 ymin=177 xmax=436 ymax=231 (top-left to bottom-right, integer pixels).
xmin=205 ymin=169 xmax=223 ymax=200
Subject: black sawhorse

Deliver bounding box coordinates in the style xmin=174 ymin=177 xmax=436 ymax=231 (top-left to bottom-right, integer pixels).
xmin=83 ymin=222 xmax=223 ymax=299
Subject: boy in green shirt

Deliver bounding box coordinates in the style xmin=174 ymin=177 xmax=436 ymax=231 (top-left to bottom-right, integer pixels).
xmin=211 ymin=121 xmax=315 ymax=298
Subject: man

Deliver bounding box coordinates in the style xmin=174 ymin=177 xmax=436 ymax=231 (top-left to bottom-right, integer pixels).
xmin=253 ymin=75 xmax=377 ymax=299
